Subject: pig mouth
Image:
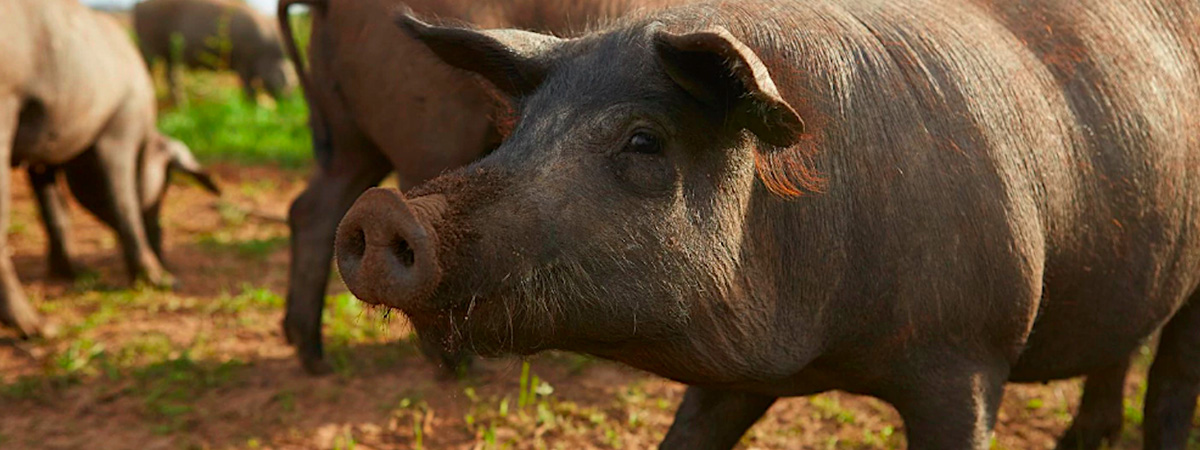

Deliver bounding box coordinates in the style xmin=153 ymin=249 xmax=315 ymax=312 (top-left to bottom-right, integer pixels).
xmin=334 ymin=184 xmax=555 ymax=354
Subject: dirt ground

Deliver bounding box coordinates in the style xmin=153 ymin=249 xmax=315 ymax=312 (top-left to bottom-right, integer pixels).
xmin=0 ymin=163 xmax=1194 ymax=449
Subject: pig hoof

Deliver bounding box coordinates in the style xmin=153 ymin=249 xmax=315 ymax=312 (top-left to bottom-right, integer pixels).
xmin=1 ymin=308 xmax=46 ymax=340
xmin=9 ymin=318 xmax=53 ymax=340
xmin=301 ymin=356 xmax=334 ymax=376
xmin=282 ymin=318 xmax=305 ymax=347
xmin=1054 ymin=417 xmax=1122 ymax=450
xmin=27 ymin=321 xmax=59 ymax=340
xmin=139 ymin=273 xmax=180 ymax=291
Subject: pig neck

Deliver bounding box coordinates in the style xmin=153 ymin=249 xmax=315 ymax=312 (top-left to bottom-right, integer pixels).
xmin=586 ymin=191 xmax=840 ymax=394
xmin=582 ymin=266 xmax=836 ymax=394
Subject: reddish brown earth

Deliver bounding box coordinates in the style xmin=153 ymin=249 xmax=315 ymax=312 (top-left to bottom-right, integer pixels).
xmin=0 ymin=164 xmax=1189 ymax=449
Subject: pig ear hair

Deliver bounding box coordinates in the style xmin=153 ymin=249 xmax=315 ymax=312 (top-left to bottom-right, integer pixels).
xmin=654 ymin=27 xmax=805 ymax=148
xmin=164 ymin=138 xmax=221 ymax=196
xmin=394 ymin=11 xmax=561 ymax=97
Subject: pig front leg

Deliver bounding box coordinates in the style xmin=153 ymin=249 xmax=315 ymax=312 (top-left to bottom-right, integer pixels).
xmin=0 ymin=99 xmax=47 ymax=337
xmin=237 ymin=69 xmax=258 ymax=103
xmin=660 ymin=386 xmax=777 ymax=450
xmin=28 ymin=165 xmax=79 ymax=279
xmin=887 ymin=361 xmax=1009 ymax=450
xmin=1143 ymin=294 xmax=1200 ymax=450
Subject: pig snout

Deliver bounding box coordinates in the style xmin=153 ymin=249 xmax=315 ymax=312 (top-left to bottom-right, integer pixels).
xmin=336 ymin=188 xmax=447 ymax=310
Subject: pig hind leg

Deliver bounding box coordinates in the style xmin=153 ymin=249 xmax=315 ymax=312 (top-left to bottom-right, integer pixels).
xmin=0 ymin=98 xmax=45 ymax=337
xmin=1142 ymin=293 xmax=1200 ymax=449
xmin=62 ymin=153 xmax=167 ymax=267
xmin=28 ymin=165 xmax=79 ymax=279
xmin=660 ymin=386 xmax=777 ymax=450
xmin=285 ymin=156 xmax=390 ymax=375
xmin=143 ymin=202 xmax=164 ymax=263
xmin=91 ymin=123 xmax=173 ymax=288
xmin=1054 ymin=358 xmax=1130 ymax=450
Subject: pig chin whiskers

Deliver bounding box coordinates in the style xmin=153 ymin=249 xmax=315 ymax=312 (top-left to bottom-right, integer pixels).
xmin=493 ymin=257 xmax=601 ymax=352
xmin=448 ymin=238 xmax=664 ymax=354
xmin=458 ymin=294 xmax=480 ymax=355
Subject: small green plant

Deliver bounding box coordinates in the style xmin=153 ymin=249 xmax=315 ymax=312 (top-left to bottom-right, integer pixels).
xmin=272 ymin=389 xmax=297 ymax=413
xmin=6 ymin=218 xmax=27 ymax=236
xmin=239 ymin=178 xmax=281 ymax=196
xmin=860 ymin=424 xmax=899 ymax=448
xmin=54 ymin=339 xmax=107 ymax=376
xmin=458 ymin=361 xmax=578 ymax=449
xmin=219 ymin=285 xmax=285 ymax=312
xmin=135 ymin=354 xmax=245 ymax=433
xmin=1025 ymin=397 xmax=1045 ymax=410
xmin=395 ymin=397 xmax=429 ymax=450
xmin=324 ymin=293 xmax=390 ymax=345
xmin=113 ymin=333 xmax=175 ymax=367
xmin=809 ymin=394 xmax=857 ymax=425
xmin=216 ymin=200 xmax=249 ymax=225
xmin=333 ymin=429 xmax=357 ymax=450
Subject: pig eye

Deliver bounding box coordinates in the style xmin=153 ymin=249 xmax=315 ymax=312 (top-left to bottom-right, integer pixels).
xmin=624 ymin=131 xmax=662 ymax=155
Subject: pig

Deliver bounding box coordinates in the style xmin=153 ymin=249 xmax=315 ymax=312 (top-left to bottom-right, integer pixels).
xmin=335 ymin=0 xmax=1200 ymax=448
xmin=277 ymin=0 xmax=681 ymax=375
xmin=135 ymin=0 xmax=296 ymax=103
xmin=0 ymin=0 xmax=218 ymax=338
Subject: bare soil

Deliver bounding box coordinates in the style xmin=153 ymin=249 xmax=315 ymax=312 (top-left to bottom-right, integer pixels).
xmin=0 ymin=164 xmax=1191 ymax=449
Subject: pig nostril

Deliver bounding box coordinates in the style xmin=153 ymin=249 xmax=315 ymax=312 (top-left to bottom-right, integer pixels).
xmin=393 ymin=238 xmax=416 ymax=268
xmin=345 ymin=228 xmax=366 ymax=261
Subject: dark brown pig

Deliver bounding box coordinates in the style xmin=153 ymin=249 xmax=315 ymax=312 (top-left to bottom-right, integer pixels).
xmin=135 ymin=0 xmax=295 ymax=102
xmin=277 ymin=0 xmax=680 ymax=375
xmin=0 ymin=0 xmax=218 ymax=338
xmin=336 ymin=0 xmax=1200 ymax=448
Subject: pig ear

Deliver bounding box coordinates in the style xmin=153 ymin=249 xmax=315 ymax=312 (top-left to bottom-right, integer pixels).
xmin=654 ymin=27 xmax=805 ymax=148
xmin=165 ymin=138 xmax=221 ymax=195
xmin=394 ymin=11 xmax=561 ymax=97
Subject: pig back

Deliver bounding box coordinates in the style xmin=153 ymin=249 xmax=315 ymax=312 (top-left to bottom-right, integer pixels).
xmin=5 ymin=0 xmax=154 ymax=164
xmin=136 ymin=0 xmax=281 ymax=72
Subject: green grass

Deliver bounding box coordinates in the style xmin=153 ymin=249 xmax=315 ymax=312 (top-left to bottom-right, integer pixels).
xmin=0 ymin=285 xmax=278 ymax=399
xmin=152 ymin=13 xmax=314 ymax=167
xmin=157 ymin=81 xmax=312 ymax=167
xmin=197 ymin=233 xmax=288 ymax=259
xmin=438 ymin=360 xmax=657 ymax=450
